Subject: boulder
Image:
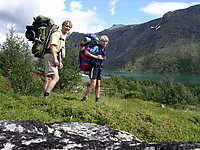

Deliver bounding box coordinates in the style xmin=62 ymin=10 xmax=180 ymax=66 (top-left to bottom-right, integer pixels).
xmin=0 ymin=119 xmax=140 ymax=149
xmin=0 ymin=120 xmax=199 ymax=150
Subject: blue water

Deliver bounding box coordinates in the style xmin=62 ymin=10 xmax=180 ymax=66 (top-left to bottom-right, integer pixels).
xmin=103 ymin=71 xmax=200 ymax=83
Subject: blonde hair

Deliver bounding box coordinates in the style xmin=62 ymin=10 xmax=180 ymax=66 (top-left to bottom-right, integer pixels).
xmin=100 ymin=35 xmax=109 ymax=41
xmin=62 ymin=20 xmax=73 ymax=27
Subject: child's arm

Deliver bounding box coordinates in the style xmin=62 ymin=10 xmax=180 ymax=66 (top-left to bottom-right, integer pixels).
xmin=85 ymin=51 xmax=102 ymax=59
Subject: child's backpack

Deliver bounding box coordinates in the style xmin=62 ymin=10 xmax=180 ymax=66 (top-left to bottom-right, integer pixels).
xmin=78 ymin=33 xmax=99 ymax=71
xmin=25 ymin=15 xmax=59 ymax=58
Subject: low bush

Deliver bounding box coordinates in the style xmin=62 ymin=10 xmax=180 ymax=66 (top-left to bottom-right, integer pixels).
xmin=124 ymin=91 xmax=144 ymax=99
xmin=101 ymin=74 xmax=200 ymax=106
xmin=0 ymin=76 xmax=13 ymax=94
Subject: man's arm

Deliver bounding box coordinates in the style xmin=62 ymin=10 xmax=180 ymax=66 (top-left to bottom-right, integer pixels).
xmin=58 ymin=52 xmax=63 ymax=69
xmin=50 ymin=44 xmax=59 ymax=66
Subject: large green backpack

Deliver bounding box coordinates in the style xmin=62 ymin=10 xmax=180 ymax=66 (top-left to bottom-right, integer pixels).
xmin=25 ymin=15 xmax=59 ymax=58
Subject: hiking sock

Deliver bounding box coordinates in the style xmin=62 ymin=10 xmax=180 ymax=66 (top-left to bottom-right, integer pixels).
xmin=81 ymin=97 xmax=87 ymax=102
xmin=44 ymin=92 xmax=50 ymax=97
xmin=95 ymin=97 xmax=100 ymax=102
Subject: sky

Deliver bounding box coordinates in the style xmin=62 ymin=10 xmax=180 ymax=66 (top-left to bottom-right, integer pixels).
xmin=0 ymin=0 xmax=200 ymax=44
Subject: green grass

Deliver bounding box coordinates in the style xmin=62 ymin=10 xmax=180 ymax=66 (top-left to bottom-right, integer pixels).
xmin=0 ymin=91 xmax=199 ymax=142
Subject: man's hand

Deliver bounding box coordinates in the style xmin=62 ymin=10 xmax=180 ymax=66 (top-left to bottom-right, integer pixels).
xmin=59 ymin=62 xmax=63 ymax=69
xmin=54 ymin=59 xmax=59 ymax=67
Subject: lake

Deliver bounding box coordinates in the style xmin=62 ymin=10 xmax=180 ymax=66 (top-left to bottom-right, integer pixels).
xmin=103 ymin=71 xmax=200 ymax=83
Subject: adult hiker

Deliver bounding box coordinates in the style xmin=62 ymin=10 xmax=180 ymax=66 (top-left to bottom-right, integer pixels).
xmin=81 ymin=35 xmax=109 ymax=102
xmin=43 ymin=20 xmax=73 ymax=98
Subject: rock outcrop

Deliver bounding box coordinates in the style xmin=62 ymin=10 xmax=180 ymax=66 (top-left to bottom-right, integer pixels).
xmin=0 ymin=120 xmax=199 ymax=150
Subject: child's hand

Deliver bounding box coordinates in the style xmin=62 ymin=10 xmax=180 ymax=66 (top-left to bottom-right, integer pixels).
xmin=96 ymin=55 xmax=103 ymax=60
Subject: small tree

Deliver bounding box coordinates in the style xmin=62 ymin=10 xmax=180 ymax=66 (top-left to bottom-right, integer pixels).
xmin=0 ymin=28 xmax=43 ymax=95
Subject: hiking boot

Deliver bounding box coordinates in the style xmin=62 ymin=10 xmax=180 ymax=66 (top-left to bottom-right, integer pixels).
xmin=44 ymin=92 xmax=50 ymax=99
xmin=81 ymin=97 xmax=87 ymax=102
xmin=95 ymin=98 xmax=100 ymax=103
xmin=44 ymin=95 xmax=50 ymax=99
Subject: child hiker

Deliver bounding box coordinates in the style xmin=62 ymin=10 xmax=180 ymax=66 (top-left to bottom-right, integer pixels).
xmin=81 ymin=35 xmax=109 ymax=102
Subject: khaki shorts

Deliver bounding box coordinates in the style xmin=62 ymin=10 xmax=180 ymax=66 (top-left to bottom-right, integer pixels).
xmin=43 ymin=54 xmax=58 ymax=76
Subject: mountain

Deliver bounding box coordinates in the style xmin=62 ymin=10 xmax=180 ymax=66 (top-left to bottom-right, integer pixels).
xmin=70 ymin=4 xmax=200 ymax=74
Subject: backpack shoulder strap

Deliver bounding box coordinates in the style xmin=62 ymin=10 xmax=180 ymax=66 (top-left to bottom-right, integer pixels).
xmin=58 ymin=31 xmax=67 ymax=58
xmin=58 ymin=31 xmax=64 ymax=41
xmin=95 ymin=44 xmax=104 ymax=55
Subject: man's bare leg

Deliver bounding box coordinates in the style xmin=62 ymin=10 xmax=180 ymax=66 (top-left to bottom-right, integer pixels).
xmin=45 ymin=74 xmax=59 ymax=93
xmin=44 ymin=75 xmax=53 ymax=91
xmin=44 ymin=74 xmax=59 ymax=98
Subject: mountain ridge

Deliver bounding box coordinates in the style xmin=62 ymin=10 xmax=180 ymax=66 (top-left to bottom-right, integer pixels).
xmin=70 ymin=4 xmax=200 ymax=74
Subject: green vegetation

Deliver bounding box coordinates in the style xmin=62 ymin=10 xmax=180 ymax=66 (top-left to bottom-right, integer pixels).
xmin=0 ymin=86 xmax=199 ymax=142
xmin=0 ymin=28 xmax=43 ymax=96
xmin=101 ymin=74 xmax=200 ymax=107
xmin=128 ymin=43 xmax=200 ymax=74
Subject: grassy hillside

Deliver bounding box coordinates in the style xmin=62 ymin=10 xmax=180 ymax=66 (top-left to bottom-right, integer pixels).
xmin=126 ymin=42 xmax=200 ymax=74
xmin=0 ymin=91 xmax=199 ymax=142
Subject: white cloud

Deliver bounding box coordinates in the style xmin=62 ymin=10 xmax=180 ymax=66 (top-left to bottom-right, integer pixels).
xmin=0 ymin=33 xmax=6 ymax=45
xmin=109 ymin=0 xmax=120 ymax=15
xmin=0 ymin=0 xmax=105 ymax=44
xmin=93 ymin=7 xmax=97 ymax=11
xmin=70 ymin=1 xmax=83 ymax=11
xmin=140 ymin=1 xmax=200 ymax=16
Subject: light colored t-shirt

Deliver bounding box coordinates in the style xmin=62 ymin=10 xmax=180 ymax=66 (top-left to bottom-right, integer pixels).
xmin=48 ymin=30 xmax=67 ymax=57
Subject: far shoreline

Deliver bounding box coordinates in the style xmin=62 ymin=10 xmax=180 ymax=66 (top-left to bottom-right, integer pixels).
xmin=81 ymin=73 xmax=110 ymax=82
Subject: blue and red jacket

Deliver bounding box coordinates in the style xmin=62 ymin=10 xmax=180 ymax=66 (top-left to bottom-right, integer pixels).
xmin=89 ymin=45 xmax=106 ymax=67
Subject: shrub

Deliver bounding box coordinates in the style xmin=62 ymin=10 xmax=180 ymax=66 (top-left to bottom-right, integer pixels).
xmin=24 ymin=77 xmax=44 ymax=96
xmin=101 ymin=74 xmax=199 ymax=106
xmin=0 ymin=76 xmax=13 ymax=94
xmin=124 ymin=91 xmax=144 ymax=99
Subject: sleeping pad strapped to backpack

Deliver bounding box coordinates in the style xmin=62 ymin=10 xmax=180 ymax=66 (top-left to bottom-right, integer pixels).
xmin=78 ymin=33 xmax=99 ymax=71
xmin=25 ymin=15 xmax=59 ymax=58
